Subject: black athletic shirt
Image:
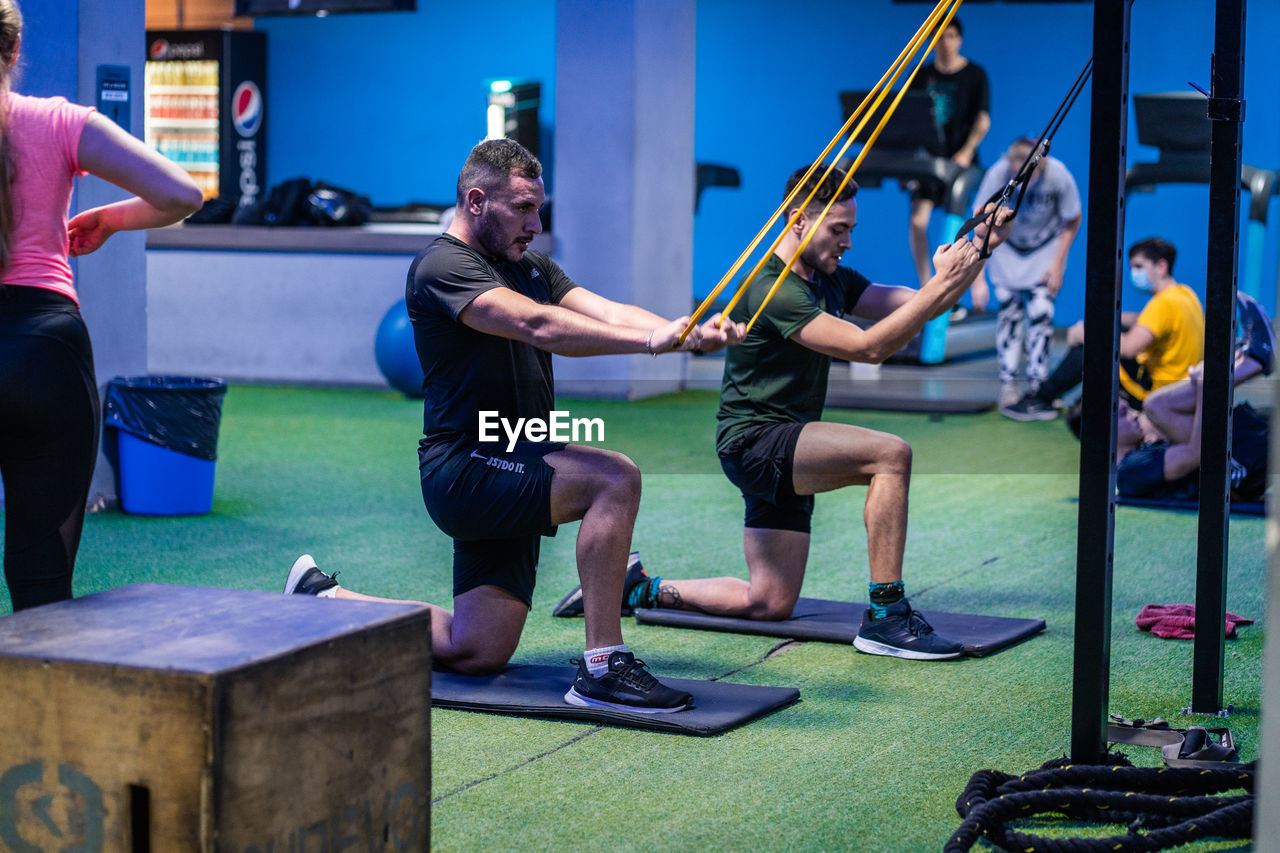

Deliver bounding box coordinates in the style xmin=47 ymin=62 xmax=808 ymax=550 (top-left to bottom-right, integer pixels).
xmin=406 ymin=234 xmax=578 ymax=465
xmin=716 ymin=254 xmax=872 ymax=454
xmin=910 ymin=60 xmax=990 ymax=158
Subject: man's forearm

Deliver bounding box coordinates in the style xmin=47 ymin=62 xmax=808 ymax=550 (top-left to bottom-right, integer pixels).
xmin=957 ymin=112 xmax=991 ymax=161
xmin=1053 ymin=218 xmax=1082 ymax=268
xmin=531 ymin=308 xmax=653 ymax=357
xmin=869 ymin=276 xmax=967 ymax=356
xmin=605 ymin=300 xmax=672 ymax=330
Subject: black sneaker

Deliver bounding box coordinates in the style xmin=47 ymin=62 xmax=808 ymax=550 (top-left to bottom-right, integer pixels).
xmin=999 ymin=394 xmax=1058 ymax=421
xmin=563 ymin=651 xmax=693 ymax=713
xmin=853 ymin=599 xmax=963 ymax=660
xmin=551 ymin=551 xmax=652 ymax=617
xmin=284 ymin=554 xmax=339 ymax=596
xmin=1236 ymin=292 xmax=1274 ymax=376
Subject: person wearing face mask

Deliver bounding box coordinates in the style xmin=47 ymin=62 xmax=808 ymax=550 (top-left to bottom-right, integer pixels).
xmin=1067 ymin=292 xmax=1273 ymax=502
xmin=1001 ymin=236 xmax=1204 ymax=420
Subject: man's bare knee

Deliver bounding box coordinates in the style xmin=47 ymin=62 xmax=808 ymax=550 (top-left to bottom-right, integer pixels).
xmin=598 ymin=453 xmax=642 ymax=506
xmin=747 ymin=598 xmax=795 ymax=621
xmin=883 ymin=438 xmax=912 ymax=475
xmin=441 ymin=649 xmax=512 ymax=676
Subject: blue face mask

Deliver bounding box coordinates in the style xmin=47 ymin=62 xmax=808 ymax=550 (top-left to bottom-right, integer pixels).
xmin=1130 ymin=266 xmax=1153 ymax=292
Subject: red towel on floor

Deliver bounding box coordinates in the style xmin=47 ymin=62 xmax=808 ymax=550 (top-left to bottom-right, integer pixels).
xmin=1135 ymin=604 xmax=1254 ymax=639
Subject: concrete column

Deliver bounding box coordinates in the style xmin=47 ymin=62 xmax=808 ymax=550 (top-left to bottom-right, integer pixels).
xmin=8 ymin=0 xmax=148 ymax=510
xmin=552 ymin=0 xmax=696 ymax=400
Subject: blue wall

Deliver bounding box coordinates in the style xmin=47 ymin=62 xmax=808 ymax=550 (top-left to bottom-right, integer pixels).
xmin=693 ymin=0 xmax=1280 ymax=324
xmin=17 ymin=0 xmax=78 ymax=98
xmin=254 ymin=0 xmax=556 ymax=208
xmin=257 ymin=0 xmax=1280 ymax=323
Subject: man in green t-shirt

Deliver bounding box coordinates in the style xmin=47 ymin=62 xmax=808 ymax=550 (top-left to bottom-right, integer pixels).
xmin=558 ymin=165 xmax=1009 ymax=660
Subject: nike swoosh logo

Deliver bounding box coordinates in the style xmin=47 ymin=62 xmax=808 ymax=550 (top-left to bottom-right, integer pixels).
xmin=470 ymin=450 xmax=489 ymax=462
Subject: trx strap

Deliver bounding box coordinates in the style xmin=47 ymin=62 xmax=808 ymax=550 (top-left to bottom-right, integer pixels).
xmin=1106 ymin=714 xmax=1239 ymax=769
xmin=956 ymin=56 xmax=1094 ymax=258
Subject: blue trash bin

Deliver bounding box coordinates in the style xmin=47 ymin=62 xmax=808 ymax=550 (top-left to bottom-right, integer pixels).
xmin=104 ymin=376 xmax=228 ymax=516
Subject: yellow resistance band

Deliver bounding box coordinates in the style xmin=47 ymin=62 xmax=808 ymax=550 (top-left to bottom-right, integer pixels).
xmin=740 ymin=0 xmax=963 ymax=336
xmin=676 ymin=0 xmax=963 ymax=344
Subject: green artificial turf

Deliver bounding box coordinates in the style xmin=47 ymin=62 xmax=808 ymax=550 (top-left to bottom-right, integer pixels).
xmin=0 ymin=385 xmax=1265 ymax=851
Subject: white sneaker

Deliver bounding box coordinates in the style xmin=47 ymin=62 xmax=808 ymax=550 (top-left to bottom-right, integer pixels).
xmin=998 ymin=382 xmax=1022 ymax=408
xmin=284 ymin=554 xmax=340 ymax=597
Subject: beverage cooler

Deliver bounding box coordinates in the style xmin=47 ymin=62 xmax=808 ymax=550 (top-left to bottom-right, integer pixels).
xmin=144 ymin=30 xmax=267 ymax=210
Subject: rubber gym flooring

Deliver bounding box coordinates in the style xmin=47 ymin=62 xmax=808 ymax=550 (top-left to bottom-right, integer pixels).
xmin=0 ymin=383 xmax=1266 ymax=851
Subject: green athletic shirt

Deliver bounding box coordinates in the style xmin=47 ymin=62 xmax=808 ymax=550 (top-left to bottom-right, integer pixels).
xmin=716 ymin=253 xmax=872 ymax=454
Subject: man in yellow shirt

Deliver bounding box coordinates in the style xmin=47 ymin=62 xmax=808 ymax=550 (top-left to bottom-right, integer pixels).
xmin=1001 ymin=237 xmax=1204 ymax=420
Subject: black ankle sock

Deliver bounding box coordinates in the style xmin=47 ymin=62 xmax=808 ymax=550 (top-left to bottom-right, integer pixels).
xmin=869 ymin=582 xmax=904 ymax=618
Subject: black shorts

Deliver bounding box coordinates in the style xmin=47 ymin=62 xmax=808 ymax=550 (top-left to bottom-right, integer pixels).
xmin=420 ymin=437 xmax=565 ymax=607
xmin=1119 ymin=357 xmax=1153 ymax=408
xmin=719 ymin=422 xmax=814 ymax=534
xmin=906 ymin=176 xmax=946 ymax=205
xmin=1229 ymin=402 xmax=1268 ymax=501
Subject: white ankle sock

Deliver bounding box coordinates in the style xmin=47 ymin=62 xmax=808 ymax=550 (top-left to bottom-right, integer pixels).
xmin=317 ymin=587 xmax=338 ymax=599
xmin=584 ymin=644 xmax=627 ymax=677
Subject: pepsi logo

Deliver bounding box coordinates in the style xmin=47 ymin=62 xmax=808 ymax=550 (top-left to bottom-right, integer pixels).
xmin=149 ymin=39 xmax=204 ymax=60
xmin=231 ymin=81 xmax=263 ymax=138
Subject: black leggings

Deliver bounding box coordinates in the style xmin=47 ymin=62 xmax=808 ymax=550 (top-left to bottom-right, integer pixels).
xmin=1033 ymin=342 xmax=1149 ymax=409
xmin=0 ymin=286 xmax=99 ymax=611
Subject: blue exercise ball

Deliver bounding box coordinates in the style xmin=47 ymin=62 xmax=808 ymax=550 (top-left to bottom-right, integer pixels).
xmin=375 ymin=299 xmax=426 ymax=398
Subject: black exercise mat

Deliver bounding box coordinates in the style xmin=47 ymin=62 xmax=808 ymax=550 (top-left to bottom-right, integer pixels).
xmin=1115 ymin=495 xmax=1265 ymax=517
xmin=432 ymin=664 xmax=799 ymax=736
xmin=635 ymin=598 xmax=1045 ymax=657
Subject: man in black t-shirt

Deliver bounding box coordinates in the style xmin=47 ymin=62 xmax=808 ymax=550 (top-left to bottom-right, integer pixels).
xmin=559 ymin=166 xmax=1012 ymax=661
xmin=283 ymin=139 xmax=742 ymax=714
xmin=907 ymin=17 xmax=991 ymax=287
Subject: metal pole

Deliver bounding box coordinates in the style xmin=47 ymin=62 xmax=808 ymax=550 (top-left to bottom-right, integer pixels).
xmin=1071 ymin=0 xmax=1129 ymax=764
xmin=1192 ymin=0 xmax=1246 ymax=714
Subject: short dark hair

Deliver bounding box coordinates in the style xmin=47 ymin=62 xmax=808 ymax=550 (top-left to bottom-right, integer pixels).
xmin=456 ymin=138 xmax=543 ymax=205
xmin=947 ymin=17 xmax=963 ymax=37
xmin=784 ymin=165 xmax=858 ymax=217
xmin=1129 ymin=237 xmax=1176 ymax=274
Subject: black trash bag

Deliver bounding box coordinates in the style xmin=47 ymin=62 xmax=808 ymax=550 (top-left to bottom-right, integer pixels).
xmin=184 ymin=196 xmax=237 ymax=225
xmin=232 ymin=177 xmax=313 ymax=226
xmin=306 ymin=182 xmax=372 ymax=226
xmin=104 ymin=376 xmax=228 ymax=462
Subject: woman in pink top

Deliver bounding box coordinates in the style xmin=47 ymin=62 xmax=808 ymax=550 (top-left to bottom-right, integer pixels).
xmin=0 ymin=0 xmax=202 ymax=611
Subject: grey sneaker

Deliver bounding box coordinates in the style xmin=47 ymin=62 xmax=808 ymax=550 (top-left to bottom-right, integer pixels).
xmin=1000 ymin=394 xmax=1058 ymax=421
xmin=853 ymin=599 xmax=963 ymax=660
xmin=998 ymin=382 xmax=1022 ymax=408
xmin=564 ymin=651 xmax=693 ymax=713
xmin=284 ymin=554 xmax=339 ymax=596
xmin=1236 ymin=292 xmax=1274 ymax=376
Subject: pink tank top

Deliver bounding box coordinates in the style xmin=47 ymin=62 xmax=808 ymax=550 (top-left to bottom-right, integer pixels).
xmin=2 ymin=93 xmax=95 ymax=304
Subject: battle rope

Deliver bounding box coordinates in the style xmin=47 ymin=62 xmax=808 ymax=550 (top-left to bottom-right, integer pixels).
xmin=676 ymin=0 xmax=962 ymax=344
xmin=944 ymin=755 xmax=1254 ymax=853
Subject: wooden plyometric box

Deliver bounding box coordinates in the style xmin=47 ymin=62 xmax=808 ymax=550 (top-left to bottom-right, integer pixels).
xmin=0 ymin=583 xmax=431 ymax=851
